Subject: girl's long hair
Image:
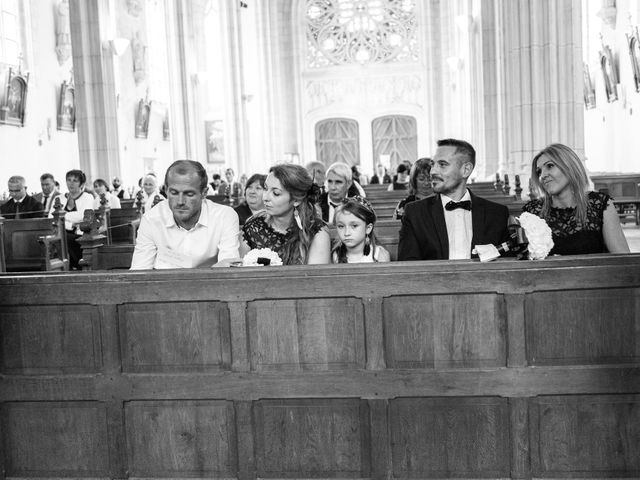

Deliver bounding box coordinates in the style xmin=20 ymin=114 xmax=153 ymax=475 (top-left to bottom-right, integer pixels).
xmin=530 ymin=143 xmax=590 ymax=225
xmin=268 ymin=164 xmax=322 ymax=264
xmin=332 ymin=197 xmax=380 ymax=263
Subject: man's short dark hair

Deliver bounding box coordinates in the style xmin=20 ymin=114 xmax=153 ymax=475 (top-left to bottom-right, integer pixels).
xmin=40 ymin=173 xmax=54 ymax=182
xmin=212 ymin=174 xmax=221 ymax=181
xmin=437 ymin=138 xmax=476 ymax=167
xmin=165 ymin=160 xmax=208 ymax=191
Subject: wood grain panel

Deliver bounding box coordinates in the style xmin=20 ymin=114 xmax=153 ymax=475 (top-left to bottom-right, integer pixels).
xmin=389 ymin=397 xmax=510 ymax=478
xmin=0 ymin=305 xmax=101 ymax=374
xmin=119 ymin=302 xmax=231 ymax=372
xmin=526 ymin=289 xmax=639 ymax=365
xmin=2 ymin=402 xmax=109 ymax=477
xmin=530 ymin=395 xmax=640 ymax=477
xmin=125 ymin=400 xmax=237 ymax=477
xmin=247 ymin=298 xmax=365 ymax=371
xmin=254 ymin=399 xmax=370 ymax=478
xmin=384 ymin=294 xmax=506 ymax=368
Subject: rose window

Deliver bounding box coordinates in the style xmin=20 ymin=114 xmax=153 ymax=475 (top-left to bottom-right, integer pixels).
xmin=306 ymin=0 xmax=418 ymax=67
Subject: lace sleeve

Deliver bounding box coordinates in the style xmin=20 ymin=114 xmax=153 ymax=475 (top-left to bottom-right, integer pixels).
xmin=522 ymin=199 xmax=543 ymax=216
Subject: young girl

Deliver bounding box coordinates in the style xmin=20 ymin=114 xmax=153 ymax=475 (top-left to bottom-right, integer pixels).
xmin=332 ymin=196 xmax=391 ymax=263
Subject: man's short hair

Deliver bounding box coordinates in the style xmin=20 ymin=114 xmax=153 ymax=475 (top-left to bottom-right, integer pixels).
xmin=326 ymin=162 xmax=353 ymax=183
xmin=8 ymin=175 xmax=26 ymax=186
xmin=437 ymin=138 xmax=476 ymax=167
xmin=165 ymin=160 xmax=208 ymax=192
xmin=40 ymin=173 xmax=54 ymax=182
xmin=212 ymin=173 xmax=221 ymax=181
xmin=225 ymin=168 xmax=234 ymax=175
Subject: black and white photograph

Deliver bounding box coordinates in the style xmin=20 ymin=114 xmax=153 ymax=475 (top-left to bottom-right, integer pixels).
xmin=0 ymin=1 xmax=639 ymax=479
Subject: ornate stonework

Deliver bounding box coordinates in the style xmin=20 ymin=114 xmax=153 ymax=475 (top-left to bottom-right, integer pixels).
xmin=305 ymin=0 xmax=418 ymax=68
xmin=306 ymin=74 xmax=422 ymax=110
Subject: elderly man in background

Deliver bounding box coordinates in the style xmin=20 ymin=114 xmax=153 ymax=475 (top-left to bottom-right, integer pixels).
xmin=130 ymin=160 xmax=240 ymax=269
xmin=1 ymin=176 xmax=44 ymax=219
xmin=33 ymin=173 xmax=61 ymax=213
xmin=317 ymin=162 xmax=366 ymax=223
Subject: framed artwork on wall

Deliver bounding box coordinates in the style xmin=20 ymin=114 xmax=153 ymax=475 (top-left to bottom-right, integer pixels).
xmin=0 ymin=67 xmax=29 ymax=127
xmin=205 ymin=120 xmax=224 ymax=164
xmin=583 ymin=63 xmax=596 ymax=109
xmin=627 ymin=26 xmax=640 ymax=92
xmin=599 ymin=44 xmax=619 ymax=103
xmin=57 ymin=80 xmax=75 ymax=131
xmin=135 ymin=96 xmax=151 ymax=139
xmin=162 ymin=109 xmax=170 ymax=141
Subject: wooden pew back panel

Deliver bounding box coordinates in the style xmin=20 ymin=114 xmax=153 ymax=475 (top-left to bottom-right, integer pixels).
xmin=0 ymin=217 xmax=68 ymax=271
xmin=1 ymin=257 xmax=639 ymax=478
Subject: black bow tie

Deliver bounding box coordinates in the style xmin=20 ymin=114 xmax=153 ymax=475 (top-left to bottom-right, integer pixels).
xmin=445 ymin=200 xmax=472 ymax=211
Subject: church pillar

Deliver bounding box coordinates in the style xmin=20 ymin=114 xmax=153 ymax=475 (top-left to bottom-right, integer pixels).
xmin=69 ymin=0 xmax=121 ymax=181
xmin=219 ymin=1 xmax=249 ymax=175
xmin=497 ymin=0 xmax=584 ymax=188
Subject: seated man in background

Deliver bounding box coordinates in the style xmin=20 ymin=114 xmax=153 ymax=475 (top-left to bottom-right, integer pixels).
xmin=111 ymin=177 xmax=129 ymax=199
xmin=370 ymin=163 xmax=391 ymax=184
xmin=1 ymin=176 xmax=44 ymax=219
xmin=34 ymin=173 xmax=61 ymax=213
xmin=130 ymin=160 xmax=240 ymax=269
xmin=318 ymin=162 xmax=366 ymax=223
xmin=398 ymin=138 xmax=509 ymax=261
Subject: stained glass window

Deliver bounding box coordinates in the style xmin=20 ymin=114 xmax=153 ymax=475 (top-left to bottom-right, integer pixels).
xmin=306 ymin=0 xmax=418 ymax=68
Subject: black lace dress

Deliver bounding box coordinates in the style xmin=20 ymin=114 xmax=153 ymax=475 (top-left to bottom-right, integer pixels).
xmin=242 ymin=214 xmax=324 ymax=265
xmin=522 ymin=191 xmax=610 ymax=255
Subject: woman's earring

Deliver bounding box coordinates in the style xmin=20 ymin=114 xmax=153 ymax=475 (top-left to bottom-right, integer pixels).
xmin=294 ymin=205 xmax=303 ymax=229
xmin=364 ymin=234 xmax=371 ymax=255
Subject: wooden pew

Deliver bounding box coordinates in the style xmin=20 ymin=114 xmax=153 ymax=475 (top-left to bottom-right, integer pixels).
xmin=0 ymin=255 xmax=639 ymax=478
xmin=0 ymin=215 xmax=69 ymax=272
xmin=105 ymin=207 xmax=141 ymax=244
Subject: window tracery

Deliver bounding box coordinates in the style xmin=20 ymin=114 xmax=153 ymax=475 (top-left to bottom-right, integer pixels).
xmin=305 ymin=0 xmax=418 ymax=68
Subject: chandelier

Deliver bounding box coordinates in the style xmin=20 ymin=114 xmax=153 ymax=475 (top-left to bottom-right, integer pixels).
xmin=306 ymin=0 xmax=417 ymax=67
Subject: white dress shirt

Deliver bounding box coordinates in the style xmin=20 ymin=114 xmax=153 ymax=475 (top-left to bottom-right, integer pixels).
xmin=130 ymin=199 xmax=240 ymax=270
xmin=441 ymin=190 xmax=473 ymax=260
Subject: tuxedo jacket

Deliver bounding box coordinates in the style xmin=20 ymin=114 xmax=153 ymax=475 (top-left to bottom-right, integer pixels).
xmin=397 ymin=192 xmax=510 ymax=261
xmin=0 ymin=195 xmax=45 ymax=219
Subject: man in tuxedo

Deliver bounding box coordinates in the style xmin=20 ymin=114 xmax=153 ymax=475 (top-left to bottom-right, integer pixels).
xmin=1 ymin=176 xmax=44 ymax=219
xmin=33 ymin=173 xmax=61 ymax=213
xmin=398 ymin=138 xmax=509 ymax=260
xmin=111 ymin=177 xmax=128 ymax=199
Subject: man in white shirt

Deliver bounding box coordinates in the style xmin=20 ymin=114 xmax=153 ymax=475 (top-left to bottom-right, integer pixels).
xmin=130 ymin=160 xmax=240 ymax=269
xmin=398 ymin=138 xmax=510 ymax=260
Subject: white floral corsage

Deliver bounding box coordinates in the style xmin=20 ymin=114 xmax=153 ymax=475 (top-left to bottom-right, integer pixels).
xmin=242 ymin=248 xmax=283 ymax=266
xmin=474 ymin=212 xmax=554 ymax=262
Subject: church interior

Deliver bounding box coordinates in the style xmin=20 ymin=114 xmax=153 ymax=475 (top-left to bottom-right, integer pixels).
xmin=0 ymin=1 xmax=640 ymax=479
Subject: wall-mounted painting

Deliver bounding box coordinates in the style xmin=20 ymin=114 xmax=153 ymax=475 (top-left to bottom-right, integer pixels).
xmin=206 ymin=120 xmax=224 ymax=164
xmin=135 ymin=97 xmax=151 ymax=139
xmin=627 ymin=26 xmax=640 ymax=92
xmin=599 ymin=44 xmax=619 ymax=103
xmin=583 ymin=62 xmax=596 ymax=109
xmin=0 ymin=67 xmax=29 ymax=127
xmin=57 ymin=80 xmax=75 ymax=131
xmin=162 ymin=109 xmax=170 ymax=141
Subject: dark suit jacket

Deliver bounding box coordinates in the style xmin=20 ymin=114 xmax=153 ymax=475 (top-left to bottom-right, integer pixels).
xmin=0 ymin=195 xmax=45 ymax=219
xmin=397 ymin=192 xmax=510 ymax=261
xmin=33 ymin=192 xmax=61 ymax=212
xmin=318 ymin=184 xmax=361 ymax=222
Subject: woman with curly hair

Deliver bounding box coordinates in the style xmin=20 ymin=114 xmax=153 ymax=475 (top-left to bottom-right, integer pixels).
xmin=240 ymin=164 xmax=331 ymax=264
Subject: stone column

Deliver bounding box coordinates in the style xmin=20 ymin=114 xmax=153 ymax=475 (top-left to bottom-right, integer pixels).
xmin=506 ymin=0 xmax=584 ymax=174
xmin=69 ymin=0 xmax=120 ymax=180
xmin=483 ymin=0 xmax=584 ymax=189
